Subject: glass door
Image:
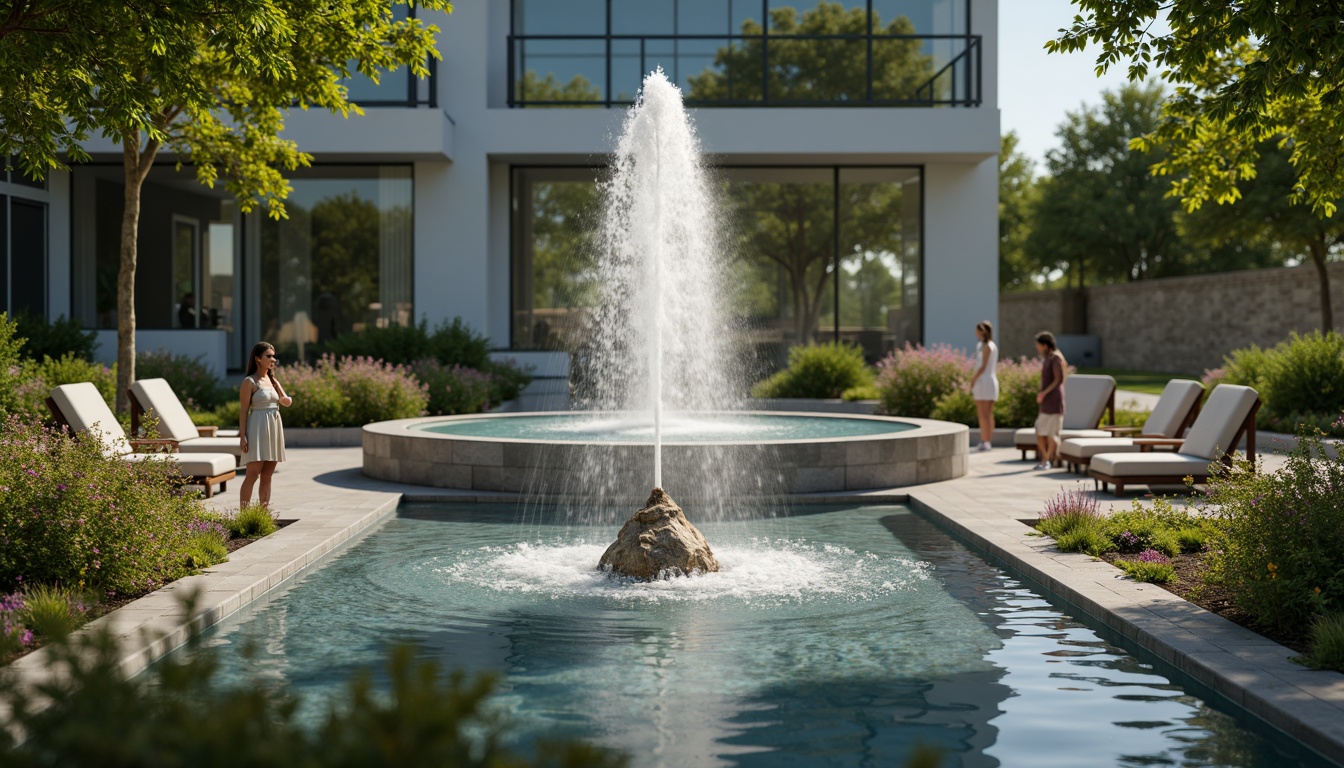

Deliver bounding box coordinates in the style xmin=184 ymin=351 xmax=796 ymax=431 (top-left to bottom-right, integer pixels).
xmin=172 ymin=216 xmax=200 ymax=328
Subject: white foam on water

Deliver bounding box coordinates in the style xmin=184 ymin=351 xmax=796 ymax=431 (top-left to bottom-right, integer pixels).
xmin=432 ymin=539 xmax=932 ymax=605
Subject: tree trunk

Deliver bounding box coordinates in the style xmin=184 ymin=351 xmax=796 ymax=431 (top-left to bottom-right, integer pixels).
xmin=116 ymin=130 xmax=160 ymax=413
xmin=1309 ymin=239 xmax=1334 ymax=333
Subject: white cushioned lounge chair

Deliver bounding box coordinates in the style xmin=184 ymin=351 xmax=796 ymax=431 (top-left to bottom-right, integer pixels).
xmin=46 ymin=382 xmax=236 ymax=498
xmin=1014 ymin=374 xmax=1117 ymax=460
xmin=1089 ymin=384 xmax=1260 ymax=497
xmin=128 ymin=378 xmax=242 ymax=459
xmin=1059 ymin=379 xmax=1205 ymax=473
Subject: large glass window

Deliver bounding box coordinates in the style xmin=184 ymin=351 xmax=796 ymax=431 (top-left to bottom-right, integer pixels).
xmin=73 ymin=166 xmax=237 ymax=349
xmin=509 ymin=0 xmax=977 ymax=107
xmin=510 ymin=165 xmax=921 ymax=367
xmin=251 ymin=166 xmax=413 ymax=362
xmin=0 ymin=163 xmax=48 ymax=318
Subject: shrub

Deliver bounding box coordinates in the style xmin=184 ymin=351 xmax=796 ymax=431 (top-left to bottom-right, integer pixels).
xmin=991 ymin=356 xmax=1043 ymax=428
xmin=0 ymin=312 xmax=27 ymax=418
xmin=0 ymin=415 xmax=211 ymax=595
xmin=223 ymin=504 xmax=278 ymax=539
xmin=1301 ymin=612 xmax=1344 ymax=672
xmin=1217 ymin=332 xmax=1344 ymax=437
xmin=930 ymin=389 xmax=977 ymax=427
xmin=19 ymin=583 xmax=90 ymax=639
xmin=1204 ymin=429 xmax=1344 ymax=635
xmin=1104 ymin=497 xmax=1209 ymax=558
xmin=411 ymin=359 xmax=494 ymax=416
xmin=137 ymin=349 xmax=229 ymax=411
xmin=483 ymin=358 xmax=533 ymax=404
xmin=182 ymin=518 xmax=229 ymax=571
xmin=323 ymin=317 xmax=493 ymax=369
xmin=1037 ymin=487 xmax=1113 ymax=556
xmin=11 ymin=312 xmax=97 ymax=362
xmin=752 ymin=341 xmax=874 ymax=399
xmin=282 ymin=356 xmax=428 ymax=428
xmin=1115 ymin=550 xmax=1176 ymax=584
xmin=0 ymin=616 xmax=629 ymax=768
xmin=14 ymin=354 xmax=118 ymax=422
xmin=1 ymin=591 xmax=35 ymax=651
xmin=874 ymin=343 xmax=974 ymax=417
xmin=841 ymin=383 xmax=881 ymax=401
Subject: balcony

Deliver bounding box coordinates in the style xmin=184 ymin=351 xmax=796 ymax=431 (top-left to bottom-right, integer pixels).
xmin=507 ymin=32 xmax=980 ymax=108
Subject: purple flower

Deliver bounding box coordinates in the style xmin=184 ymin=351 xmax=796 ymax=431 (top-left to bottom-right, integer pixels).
xmin=20 ymin=629 xmax=33 ymax=646
xmin=1136 ymin=549 xmax=1171 ymax=565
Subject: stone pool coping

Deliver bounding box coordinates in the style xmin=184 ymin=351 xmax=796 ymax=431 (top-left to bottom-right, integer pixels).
xmin=4 ymin=447 xmax=1340 ymax=765
xmin=363 ymin=411 xmax=968 ymax=493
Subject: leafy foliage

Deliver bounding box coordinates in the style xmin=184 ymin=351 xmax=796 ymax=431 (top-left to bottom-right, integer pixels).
xmin=217 ymin=504 xmax=278 ymax=539
xmin=0 ymin=313 xmax=25 ymax=418
xmin=1114 ymin=552 xmax=1176 ymax=584
xmin=1216 ymin=331 xmax=1344 ymax=436
xmin=0 ymin=615 xmax=628 ymax=768
xmin=0 ymin=416 xmax=219 ymax=595
xmin=1301 ymin=613 xmax=1344 ymax=673
xmin=411 ymin=359 xmax=495 ymax=416
xmin=10 ymin=354 xmax=117 ymax=423
xmin=136 ymin=349 xmax=229 ymax=411
xmin=999 ymin=131 xmax=1041 ymax=291
xmin=874 ymin=344 xmax=974 ymax=418
xmin=10 ymin=312 xmax=98 ymax=362
xmin=282 ymin=356 xmax=429 ymax=428
xmin=1203 ymin=430 xmax=1344 ymax=635
xmin=751 ymin=342 xmax=874 ymax=399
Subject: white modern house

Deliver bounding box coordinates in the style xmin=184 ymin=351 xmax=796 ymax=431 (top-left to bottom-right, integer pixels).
xmin=4 ymin=0 xmax=998 ymax=385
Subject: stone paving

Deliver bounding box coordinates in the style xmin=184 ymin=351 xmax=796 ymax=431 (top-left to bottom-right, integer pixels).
xmin=7 ymin=442 xmax=1342 ymax=764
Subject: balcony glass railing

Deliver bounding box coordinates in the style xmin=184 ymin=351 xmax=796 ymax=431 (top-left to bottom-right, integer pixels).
xmin=507 ymin=32 xmax=980 ymax=108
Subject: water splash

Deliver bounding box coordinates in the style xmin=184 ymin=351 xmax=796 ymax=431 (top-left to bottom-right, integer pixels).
xmin=585 ymin=69 xmax=745 ymax=490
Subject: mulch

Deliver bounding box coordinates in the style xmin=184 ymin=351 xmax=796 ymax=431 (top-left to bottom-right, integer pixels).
xmin=1099 ymin=549 xmax=1310 ymax=655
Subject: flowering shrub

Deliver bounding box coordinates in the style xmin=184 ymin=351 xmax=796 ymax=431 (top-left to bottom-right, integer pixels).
xmin=993 ymin=356 xmax=1047 ymax=429
xmin=1036 ymin=486 xmax=1112 ymax=556
xmin=13 ymin=354 xmax=118 ymax=422
xmin=1 ymin=591 xmax=34 ymax=651
xmin=1115 ymin=549 xmax=1176 ymax=583
xmin=137 ymin=349 xmax=229 ymax=410
xmin=1216 ymin=331 xmax=1344 ymax=437
xmin=282 ymin=355 xmax=429 ymax=427
xmin=0 ymin=416 xmax=216 ymax=595
xmin=753 ymin=342 xmax=874 ymax=399
xmin=874 ymin=344 xmax=974 ymax=418
xmin=1204 ymin=429 xmax=1344 ymax=634
xmin=411 ymin=358 xmax=494 ymax=415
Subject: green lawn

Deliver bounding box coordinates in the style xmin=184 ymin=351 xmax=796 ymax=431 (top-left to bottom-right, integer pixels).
xmin=1077 ymin=367 xmax=1191 ymax=396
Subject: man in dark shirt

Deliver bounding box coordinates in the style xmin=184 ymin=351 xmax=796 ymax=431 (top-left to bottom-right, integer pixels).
xmin=1034 ymin=331 xmax=1067 ymax=469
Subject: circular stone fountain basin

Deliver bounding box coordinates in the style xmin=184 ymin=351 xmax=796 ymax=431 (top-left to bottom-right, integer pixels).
xmin=363 ymin=412 xmax=968 ymax=494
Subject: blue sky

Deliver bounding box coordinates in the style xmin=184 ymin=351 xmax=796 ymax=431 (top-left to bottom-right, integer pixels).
xmin=998 ymin=0 xmax=1155 ymax=171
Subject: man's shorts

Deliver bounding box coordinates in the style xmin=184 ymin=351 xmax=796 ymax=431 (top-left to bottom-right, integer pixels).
xmin=1035 ymin=412 xmax=1063 ymax=440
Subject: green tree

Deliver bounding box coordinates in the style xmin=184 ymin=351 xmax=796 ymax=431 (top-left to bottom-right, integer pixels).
xmin=687 ymin=2 xmax=933 ymax=103
xmin=999 ymin=131 xmax=1040 ymax=292
xmin=1050 ymin=4 xmax=1344 ymax=329
xmin=1026 ymin=83 xmax=1186 ymax=288
xmin=0 ymin=0 xmax=449 ymax=411
xmin=1049 ymin=2 xmax=1344 ymax=216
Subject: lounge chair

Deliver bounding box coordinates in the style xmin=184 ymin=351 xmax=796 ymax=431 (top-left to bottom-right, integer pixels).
xmin=1059 ymin=379 xmax=1204 ymax=473
xmin=128 ymin=378 xmax=242 ymax=459
xmin=1089 ymin=384 xmax=1260 ymax=497
xmin=1014 ymin=374 xmax=1117 ymax=460
xmin=47 ymin=382 xmax=236 ymax=498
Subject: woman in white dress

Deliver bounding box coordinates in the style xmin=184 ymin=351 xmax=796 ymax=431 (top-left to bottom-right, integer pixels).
xmin=239 ymin=341 xmax=293 ymax=508
xmin=969 ymin=321 xmax=999 ymax=451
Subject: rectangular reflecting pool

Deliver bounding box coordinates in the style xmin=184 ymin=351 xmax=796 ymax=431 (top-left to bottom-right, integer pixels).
xmin=176 ymin=504 xmax=1333 ymax=767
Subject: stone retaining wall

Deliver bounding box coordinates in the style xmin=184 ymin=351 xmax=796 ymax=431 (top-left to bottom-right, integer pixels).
xmin=1000 ymin=262 xmax=1344 ymax=374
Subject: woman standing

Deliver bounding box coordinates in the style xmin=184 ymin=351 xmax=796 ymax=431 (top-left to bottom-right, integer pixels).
xmin=239 ymin=341 xmax=293 ymax=508
xmin=1033 ymin=331 xmax=1067 ymax=470
xmin=969 ymin=321 xmax=999 ymax=451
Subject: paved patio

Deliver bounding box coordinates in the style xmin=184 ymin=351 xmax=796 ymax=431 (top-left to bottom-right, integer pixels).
xmin=8 ymin=440 xmax=1340 ymax=763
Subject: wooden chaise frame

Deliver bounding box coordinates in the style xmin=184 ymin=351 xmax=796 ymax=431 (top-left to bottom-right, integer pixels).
xmin=46 ymin=397 xmax=234 ymax=498
xmin=1017 ymin=389 xmax=1117 ymax=461
xmin=1063 ymin=392 xmax=1204 ymax=474
xmin=1088 ymin=399 xmax=1259 ymax=497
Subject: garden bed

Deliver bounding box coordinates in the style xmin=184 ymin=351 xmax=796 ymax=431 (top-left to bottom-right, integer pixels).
xmin=1097 ymin=549 xmax=1310 ymax=655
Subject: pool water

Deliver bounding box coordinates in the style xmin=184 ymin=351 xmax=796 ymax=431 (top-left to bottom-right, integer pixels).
xmin=413 ymin=413 xmax=916 ymax=443
xmin=182 ymin=504 xmax=1324 ymax=767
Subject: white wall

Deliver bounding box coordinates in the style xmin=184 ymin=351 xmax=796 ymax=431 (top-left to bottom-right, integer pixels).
xmin=92 ymin=329 xmax=230 ymax=380
xmin=923 ymin=158 xmax=999 ymax=352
